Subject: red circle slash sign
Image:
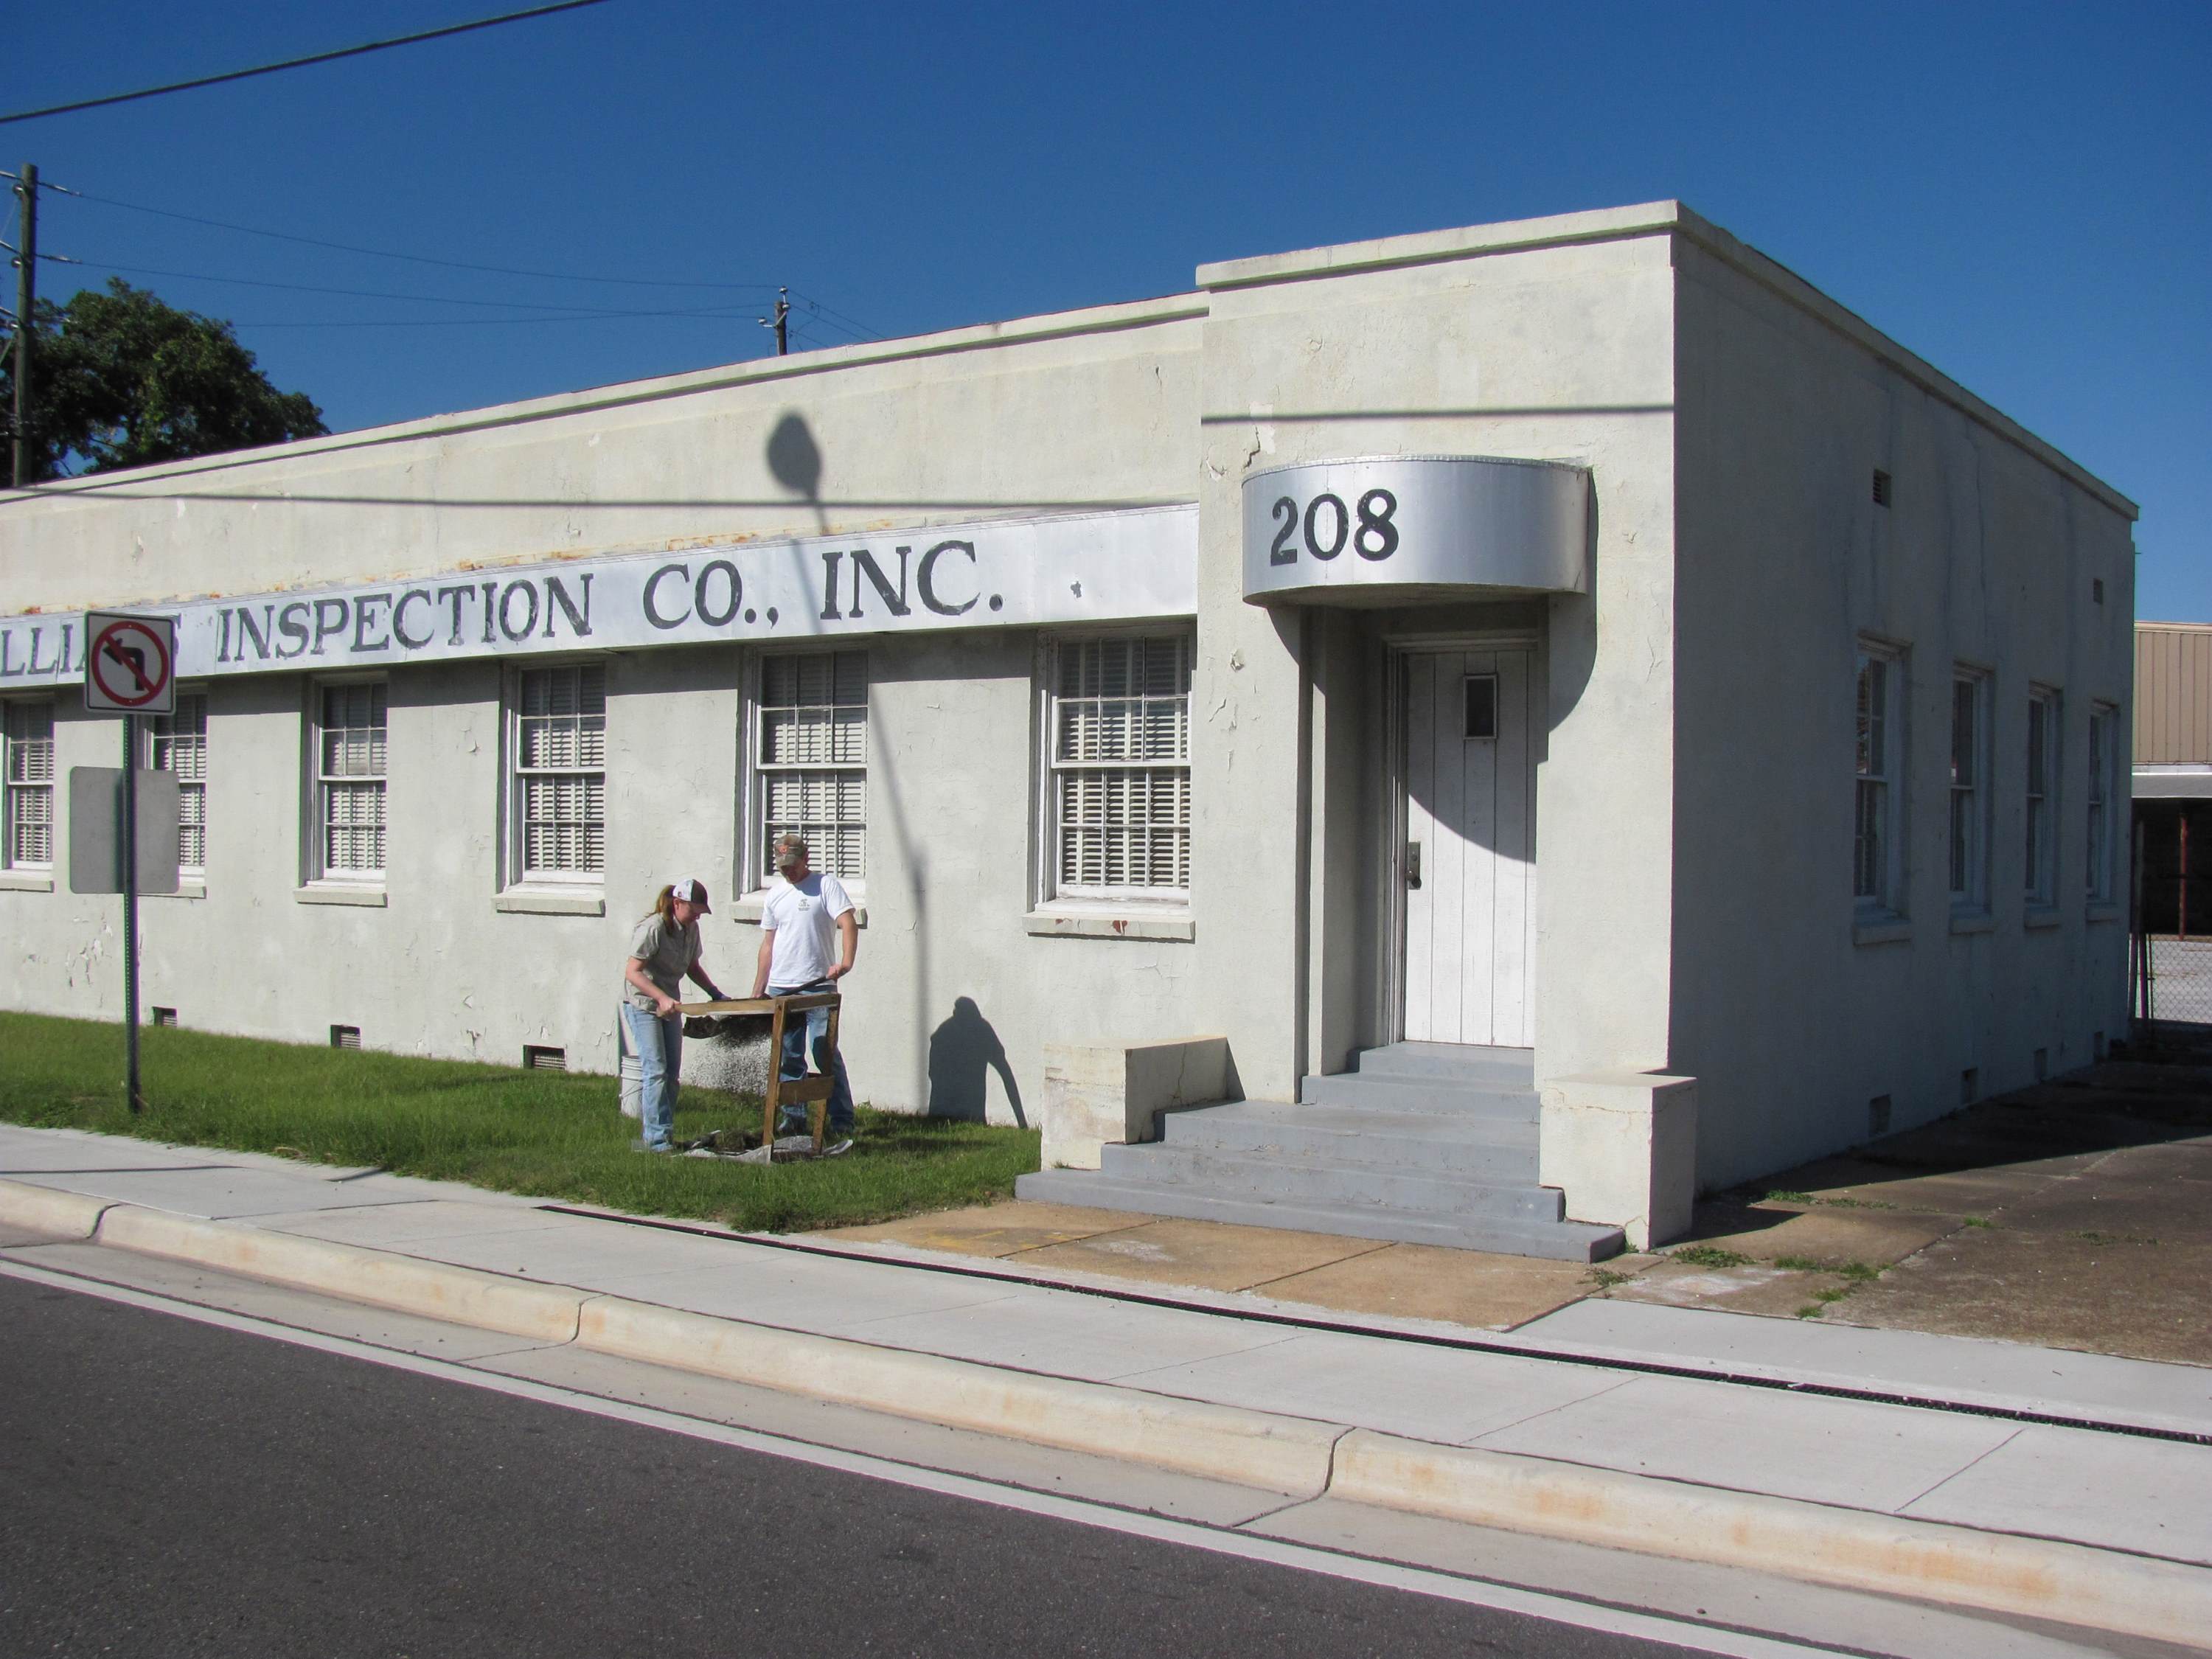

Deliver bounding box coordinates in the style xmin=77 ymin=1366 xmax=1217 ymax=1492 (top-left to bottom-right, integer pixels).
xmin=89 ymin=618 xmax=173 ymax=709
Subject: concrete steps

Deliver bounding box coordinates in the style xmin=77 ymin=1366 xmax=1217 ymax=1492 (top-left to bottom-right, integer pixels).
xmin=1015 ymin=1043 xmax=1626 ymax=1263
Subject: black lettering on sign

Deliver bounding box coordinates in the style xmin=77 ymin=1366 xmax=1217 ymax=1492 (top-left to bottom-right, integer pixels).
xmin=393 ymin=590 xmax=436 ymax=650
xmin=1270 ymin=497 xmax=1298 ymax=566
xmin=498 ymin=581 xmax=539 ymax=642
xmin=0 ymin=629 xmax=21 ymax=677
xmin=434 ymin=585 xmax=474 ymax=645
xmin=917 ymin=540 xmax=978 ymax=616
xmin=276 ymin=602 xmax=311 ymax=659
xmin=352 ymin=593 xmax=393 ymax=653
xmin=643 ymin=564 xmax=690 ymax=630
xmin=27 ymin=626 xmax=60 ymax=674
xmin=479 ymin=582 xmax=498 ymax=646
xmin=546 ymin=574 xmax=593 ymax=639
xmin=237 ymin=605 xmax=276 ymax=661
xmin=313 ymin=598 xmax=349 ymax=655
xmin=849 ymin=547 xmax=911 ymax=619
xmin=1354 ymin=489 xmax=1399 ymax=560
xmin=818 ymin=549 xmax=844 ymax=621
xmin=694 ymin=560 xmax=742 ymax=627
xmin=1304 ymin=493 xmax=1349 ymax=561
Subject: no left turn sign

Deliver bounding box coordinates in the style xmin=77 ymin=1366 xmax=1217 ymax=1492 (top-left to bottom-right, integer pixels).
xmin=85 ymin=612 xmax=177 ymax=714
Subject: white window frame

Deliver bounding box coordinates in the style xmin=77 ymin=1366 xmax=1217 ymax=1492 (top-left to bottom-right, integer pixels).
xmin=2 ymin=697 xmax=56 ymax=872
xmin=149 ymin=687 xmax=210 ymax=881
xmin=2025 ymin=684 xmax=2061 ymax=911
xmin=743 ymin=648 xmax=868 ymax=897
xmin=2087 ymin=701 xmax=2118 ymax=905
xmin=1854 ymin=640 xmax=1907 ymax=920
xmin=309 ymin=678 xmax=388 ymax=885
xmin=1947 ymin=667 xmax=1992 ymax=916
xmin=505 ymin=658 xmax=608 ymax=888
xmin=1036 ymin=629 xmax=1194 ymax=908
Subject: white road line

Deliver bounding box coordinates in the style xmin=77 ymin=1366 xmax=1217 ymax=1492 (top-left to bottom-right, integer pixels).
xmin=0 ymin=1256 xmax=1860 ymax=1659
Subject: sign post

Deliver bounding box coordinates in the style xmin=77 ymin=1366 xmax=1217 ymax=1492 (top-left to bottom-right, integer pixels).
xmin=84 ymin=611 xmax=175 ymax=1115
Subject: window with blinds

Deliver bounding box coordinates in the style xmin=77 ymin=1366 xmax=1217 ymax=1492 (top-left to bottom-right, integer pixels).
xmin=1050 ymin=634 xmax=1191 ymax=897
xmin=516 ymin=663 xmax=605 ymax=879
xmin=318 ymin=681 xmax=387 ymax=879
xmin=757 ymin=651 xmax=866 ymax=883
xmin=151 ymin=690 xmax=209 ymax=876
xmin=3 ymin=698 xmax=55 ymax=869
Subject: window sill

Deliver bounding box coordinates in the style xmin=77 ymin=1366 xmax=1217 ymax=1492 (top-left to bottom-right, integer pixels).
xmin=729 ymin=891 xmax=869 ymax=928
xmin=1852 ymin=915 xmax=1913 ymax=947
xmin=2024 ymin=905 xmax=2063 ymax=931
xmin=1948 ymin=909 xmax=1994 ymax=936
xmin=1025 ymin=905 xmax=1195 ymax=942
xmin=495 ymin=888 xmax=604 ymax=917
xmin=2086 ymin=902 xmax=2123 ymax=925
xmin=296 ymin=884 xmax=386 ymax=908
xmin=153 ymin=879 xmax=208 ymax=902
xmin=0 ymin=870 xmax=55 ymax=892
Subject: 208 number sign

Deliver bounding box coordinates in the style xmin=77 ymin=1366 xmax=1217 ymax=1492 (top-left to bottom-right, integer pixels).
xmin=1267 ymin=487 xmax=1400 ymax=566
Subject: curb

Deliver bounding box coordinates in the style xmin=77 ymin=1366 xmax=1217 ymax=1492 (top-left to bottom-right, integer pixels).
xmin=5 ymin=1178 xmax=2208 ymax=1645
xmin=0 ymin=1179 xmax=111 ymax=1239
xmin=578 ymin=1298 xmax=1340 ymax=1494
xmin=1330 ymin=1431 xmax=2212 ymax=1651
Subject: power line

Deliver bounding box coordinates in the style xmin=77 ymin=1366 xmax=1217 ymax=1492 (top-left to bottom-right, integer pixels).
xmin=0 ymin=1 xmax=612 ymax=126
xmin=50 ymin=256 xmax=762 ymax=316
xmin=52 ymin=184 xmax=784 ymax=293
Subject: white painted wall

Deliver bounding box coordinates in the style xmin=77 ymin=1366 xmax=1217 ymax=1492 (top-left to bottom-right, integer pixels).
xmin=1671 ymin=229 xmax=2137 ymax=1188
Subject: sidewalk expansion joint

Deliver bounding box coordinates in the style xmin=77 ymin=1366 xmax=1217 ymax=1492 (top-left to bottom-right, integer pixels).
xmin=536 ymin=1203 xmax=2212 ymax=1449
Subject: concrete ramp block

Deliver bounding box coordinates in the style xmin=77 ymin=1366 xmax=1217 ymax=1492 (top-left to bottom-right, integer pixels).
xmin=1538 ymin=1071 xmax=1697 ymax=1250
xmin=1040 ymin=1036 xmax=1233 ymax=1170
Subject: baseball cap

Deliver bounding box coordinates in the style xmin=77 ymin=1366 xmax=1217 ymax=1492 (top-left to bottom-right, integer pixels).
xmin=671 ymin=877 xmax=712 ymax=912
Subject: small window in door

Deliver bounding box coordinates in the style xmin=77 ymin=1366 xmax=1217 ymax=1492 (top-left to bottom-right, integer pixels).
xmin=1463 ymin=675 xmax=1498 ymax=740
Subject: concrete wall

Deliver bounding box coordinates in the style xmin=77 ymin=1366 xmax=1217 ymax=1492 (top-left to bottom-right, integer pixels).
xmin=1194 ymin=211 xmax=1682 ymax=1096
xmin=1671 ymin=229 xmax=2137 ymax=1189
xmin=0 ymin=300 xmax=1211 ymax=1122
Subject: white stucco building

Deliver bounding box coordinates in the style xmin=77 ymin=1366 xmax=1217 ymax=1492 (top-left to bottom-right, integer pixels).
xmin=0 ymin=202 xmax=2135 ymax=1257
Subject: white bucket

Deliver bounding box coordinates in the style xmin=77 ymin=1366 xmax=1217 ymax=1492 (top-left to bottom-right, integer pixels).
xmin=616 ymin=1010 xmax=643 ymax=1119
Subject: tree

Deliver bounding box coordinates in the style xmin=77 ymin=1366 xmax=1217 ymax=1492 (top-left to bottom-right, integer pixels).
xmin=4 ymin=279 xmax=327 ymax=481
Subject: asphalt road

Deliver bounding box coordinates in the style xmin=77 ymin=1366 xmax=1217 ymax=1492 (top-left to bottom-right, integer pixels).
xmin=0 ymin=1275 xmax=1708 ymax=1659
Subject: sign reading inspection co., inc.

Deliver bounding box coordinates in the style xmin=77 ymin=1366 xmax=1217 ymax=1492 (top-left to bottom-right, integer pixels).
xmin=0 ymin=503 xmax=1197 ymax=687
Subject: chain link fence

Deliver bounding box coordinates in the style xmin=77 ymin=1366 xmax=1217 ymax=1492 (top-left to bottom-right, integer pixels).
xmin=2130 ymin=807 xmax=2212 ymax=1039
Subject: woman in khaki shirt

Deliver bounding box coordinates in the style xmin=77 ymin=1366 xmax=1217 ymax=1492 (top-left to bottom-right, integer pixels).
xmin=619 ymin=877 xmax=727 ymax=1152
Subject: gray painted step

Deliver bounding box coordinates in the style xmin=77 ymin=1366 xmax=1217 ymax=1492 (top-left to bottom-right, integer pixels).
xmin=1352 ymin=1043 xmax=1535 ymax=1086
xmin=1298 ymin=1071 xmax=1540 ymax=1121
xmin=1015 ymin=1168 xmax=1624 ymax=1262
xmin=1096 ymin=1142 xmax=1562 ymax=1221
xmin=1157 ymin=1101 xmax=1537 ymax=1180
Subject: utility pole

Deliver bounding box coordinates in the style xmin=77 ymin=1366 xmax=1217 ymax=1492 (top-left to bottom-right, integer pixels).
xmin=759 ymin=287 xmax=789 ymax=355
xmin=12 ymin=162 xmax=35 ymax=488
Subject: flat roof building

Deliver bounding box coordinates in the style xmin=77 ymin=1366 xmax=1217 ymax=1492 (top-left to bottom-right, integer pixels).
xmin=0 ymin=202 xmax=2137 ymax=1257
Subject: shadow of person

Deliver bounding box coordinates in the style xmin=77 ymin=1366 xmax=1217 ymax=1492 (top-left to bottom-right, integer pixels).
xmin=926 ymin=996 xmax=1026 ymax=1126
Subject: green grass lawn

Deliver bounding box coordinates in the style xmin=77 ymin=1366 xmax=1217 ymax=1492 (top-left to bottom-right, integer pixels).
xmin=0 ymin=1012 xmax=1039 ymax=1234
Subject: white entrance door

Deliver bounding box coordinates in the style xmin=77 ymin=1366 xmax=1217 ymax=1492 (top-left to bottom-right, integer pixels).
xmin=1402 ymin=647 xmax=1536 ymax=1046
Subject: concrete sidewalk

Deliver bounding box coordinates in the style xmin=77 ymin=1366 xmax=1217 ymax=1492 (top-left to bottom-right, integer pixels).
xmin=4 ymin=1121 xmax=2211 ymax=1650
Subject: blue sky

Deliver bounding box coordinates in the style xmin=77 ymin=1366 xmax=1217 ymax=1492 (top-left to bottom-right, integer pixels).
xmin=8 ymin=1 xmax=2208 ymax=614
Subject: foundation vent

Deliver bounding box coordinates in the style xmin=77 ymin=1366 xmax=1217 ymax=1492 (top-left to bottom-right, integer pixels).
xmin=1871 ymin=469 xmax=1893 ymax=507
xmin=2093 ymin=1030 xmax=2107 ymax=1062
xmin=1960 ymin=1067 xmax=1980 ymax=1106
xmin=1868 ymin=1093 xmax=1893 ymax=1137
xmin=150 ymin=1007 xmax=178 ymax=1028
xmin=2034 ymin=1047 xmax=2049 ymax=1082
xmin=524 ymin=1045 xmax=566 ymax=1071
xmin=330 ymin=1026 xmax=361 ymax=1050
xmin=2092 ymin=578 xmax=2105 ymax=605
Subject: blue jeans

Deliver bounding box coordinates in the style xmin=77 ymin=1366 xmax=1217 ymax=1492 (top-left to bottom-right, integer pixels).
xmin=619 ymin=1001 xmax=684 ymax=1149
xmin=769 ymin=978 xmax=855 ymax=1135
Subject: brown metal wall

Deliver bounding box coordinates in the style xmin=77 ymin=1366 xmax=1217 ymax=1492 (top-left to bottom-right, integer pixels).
xmin=2136 ymin=625 xmax=2212 ymax=765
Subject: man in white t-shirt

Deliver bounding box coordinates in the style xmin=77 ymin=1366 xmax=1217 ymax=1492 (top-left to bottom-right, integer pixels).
xmin=751 ymin=832 xmax=859 ymax=1148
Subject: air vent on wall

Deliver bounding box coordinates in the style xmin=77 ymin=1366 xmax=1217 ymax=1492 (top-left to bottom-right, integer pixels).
xmin=1960 ymin=1067 xmax=1979 ymax=1106
xmin=150 ymin=1006 xmax=178 ymax=1028
xmin=1871 ymin=469 xmax=1892 ymax=507
xmin=330 ymin=1025 xmax=361 ymax=1050
xmin=524 ymin=1046 xmax=566 ymax=1071
xmin=2034 ymin=1048 xmax=2048 ymax=1082
xmin=1868 ymin=1094 xmax=1892 ymax=1137
xmin=2092 ymin=578 xmax=2105 ymax=605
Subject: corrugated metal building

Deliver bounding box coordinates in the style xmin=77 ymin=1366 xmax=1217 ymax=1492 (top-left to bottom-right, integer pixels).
xmin=2134 ymin=622 xmax=2212 ymax=936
